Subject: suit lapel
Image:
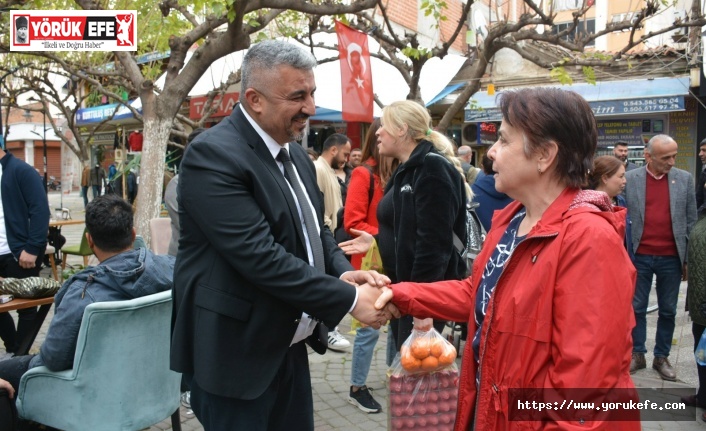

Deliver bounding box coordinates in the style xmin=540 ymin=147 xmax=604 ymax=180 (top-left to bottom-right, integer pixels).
xmin=668 ymin=169 xmax=679 ymax=220
xmin=636 ymin=168 xmax=646 ymax=225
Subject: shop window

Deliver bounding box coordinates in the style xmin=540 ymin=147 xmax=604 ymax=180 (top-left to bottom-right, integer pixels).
xmin=552 ymin=19 xmax=595 ymax=47
xmin=553 ymin=0 xmax=581 ymax=11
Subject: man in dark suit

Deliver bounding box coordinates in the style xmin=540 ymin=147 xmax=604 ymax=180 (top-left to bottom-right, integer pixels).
xmin=170 ymin=40 xmax=397 ymax=430
xmin=625 ymin=134 xmax=697 ymax=381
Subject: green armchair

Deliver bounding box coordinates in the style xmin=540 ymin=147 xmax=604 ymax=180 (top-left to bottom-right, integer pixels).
xmin=16 ymin=290 xmax=182 ymax=431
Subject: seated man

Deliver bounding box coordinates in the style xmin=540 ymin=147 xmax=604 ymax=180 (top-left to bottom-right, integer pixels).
xmin=0 ymin=194 xmax=175 ymax=392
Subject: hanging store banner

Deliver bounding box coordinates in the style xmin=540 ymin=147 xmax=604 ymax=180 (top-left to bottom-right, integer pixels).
xmin=189 ymin=92 xmax=240 ymax=120
xmin=465 ymin=96 xmax=685 ymax=122
xmin=10 ymin=10 xmax=137 ymax=52
xmin=335 ymin=21 xmax=374 ymax=123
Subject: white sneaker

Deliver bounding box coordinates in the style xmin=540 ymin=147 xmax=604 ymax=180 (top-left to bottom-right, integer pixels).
xmin=327 ymin=328 xmax=351 ymax=351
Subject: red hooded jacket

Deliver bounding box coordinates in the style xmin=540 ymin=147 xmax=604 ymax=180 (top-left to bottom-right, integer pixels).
xmin=392 ymin=188 xmax=638 ymax=431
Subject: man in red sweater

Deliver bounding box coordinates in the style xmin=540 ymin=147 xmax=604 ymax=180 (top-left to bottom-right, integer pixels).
xmin=624 ymin=134 xmax=697 ymax=382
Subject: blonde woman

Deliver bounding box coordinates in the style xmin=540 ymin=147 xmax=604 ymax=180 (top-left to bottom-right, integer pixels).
xmin=340 ymin=100 xmax=470 ymax=354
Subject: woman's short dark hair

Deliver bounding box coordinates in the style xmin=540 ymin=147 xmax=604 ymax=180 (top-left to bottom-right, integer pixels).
xmin=588 ymin=155 xmax=623 ymax=190
xmin=498 ymin=88 xmax=597 ymax=188
xmin=85 ymin=195 xmax=134 ymax=252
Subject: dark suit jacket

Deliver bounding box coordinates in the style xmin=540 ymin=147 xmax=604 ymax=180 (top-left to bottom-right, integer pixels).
xmin=170 ymin=105 xmax=356 ymax=399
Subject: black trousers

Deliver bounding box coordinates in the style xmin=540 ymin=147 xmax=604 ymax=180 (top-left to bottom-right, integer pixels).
xmin=0 ymin=254 xmax=40 ymax=354
xmin=188 ymin=341 xmax=314 ymax=431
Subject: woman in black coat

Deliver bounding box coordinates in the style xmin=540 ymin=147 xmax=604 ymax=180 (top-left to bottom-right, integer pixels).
xmin=340 ymin=100 xmax=470 ymax=355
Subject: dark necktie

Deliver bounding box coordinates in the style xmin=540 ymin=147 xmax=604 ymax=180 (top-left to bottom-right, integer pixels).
xmin=277 ymin=148 xmax=325 ymax=272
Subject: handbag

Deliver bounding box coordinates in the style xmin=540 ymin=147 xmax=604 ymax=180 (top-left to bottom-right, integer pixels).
xmin=0 ymin=277 xmax=61 ymax=299
xmin=350 ymin=239 xmax=384 ymax=332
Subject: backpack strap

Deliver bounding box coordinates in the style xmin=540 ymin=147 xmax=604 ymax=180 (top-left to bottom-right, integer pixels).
xmin=364 ymin=164 xmax=375 ymax=205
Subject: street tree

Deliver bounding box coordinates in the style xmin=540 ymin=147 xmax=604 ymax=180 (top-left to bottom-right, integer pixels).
xmin=1 ymin=0 xmax=378 ymax=243
xmin=295 ymin=0 xmax=704 ymax=134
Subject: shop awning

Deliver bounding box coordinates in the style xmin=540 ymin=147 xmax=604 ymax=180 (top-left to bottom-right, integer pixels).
xmin=425 ymin=82 xmax=465 ymax=107
xmin=464 ymin=76 xmax=691 ymax=122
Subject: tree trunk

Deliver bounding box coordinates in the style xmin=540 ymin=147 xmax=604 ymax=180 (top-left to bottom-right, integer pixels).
xmin=133 ymin=117 xmax=171 ymax=247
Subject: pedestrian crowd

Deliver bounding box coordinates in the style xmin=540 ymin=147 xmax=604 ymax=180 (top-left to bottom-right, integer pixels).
xmin=0 ymin=38 xmax=704 ymax=431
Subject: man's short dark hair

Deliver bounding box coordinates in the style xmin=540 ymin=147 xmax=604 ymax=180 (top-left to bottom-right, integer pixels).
xmin=614 ymin=141 xmax=629 ymax=148
xmin=700 ymin=138 xmax=706 ymax=148
xmin=85 ymin=195 xmax=134 ymax=252
xmin=322 ymin=133 xmax=351 ymax=153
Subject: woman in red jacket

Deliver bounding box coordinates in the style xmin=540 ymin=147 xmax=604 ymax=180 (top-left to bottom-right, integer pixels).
xmin=374 ymin=88 xmax=639 ymax=430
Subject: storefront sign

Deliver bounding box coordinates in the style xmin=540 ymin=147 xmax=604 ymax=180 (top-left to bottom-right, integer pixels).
xmin=479 ymin=122 xmax=499 ymax=146
xmin=591 ymin=96 xmax=684 ymax=116
xmin=465 ymin=96 xmax=685 ymax=123
xmin=669 ymin=98 xmax=697 ymax=173
xmin=596 ymin=120 xmax=645 ymax=148
xmin=76 ymin=101 xmax=140 ymax=125
xmin=189 ymin=92 xmax=239 ymax=119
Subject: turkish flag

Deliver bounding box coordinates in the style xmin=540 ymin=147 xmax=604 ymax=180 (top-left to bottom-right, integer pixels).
xmin=335 ymin=21 xmax=374 ymax=123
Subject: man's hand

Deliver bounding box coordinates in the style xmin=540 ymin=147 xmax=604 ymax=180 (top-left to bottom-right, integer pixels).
xmin=340 ymin=270 xmax=390 ymax=288
xmin=18 ymin=251 xmax=37 ymax=269
xmin=351 ymin=283 xmax=400 ymax=329
xmin=0 ymin=378 xmax=14 ymax=399
xmin=338 ymin=229 xmax=374 ymax=255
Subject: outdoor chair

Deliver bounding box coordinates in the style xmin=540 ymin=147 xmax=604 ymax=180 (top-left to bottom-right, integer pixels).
xmin=60 ymin=227 xmax=94 ymax=271
xmin=44 ymin=245 xmax=58 ymax=281
xmin=16 ymin=290 xmax=182 ymax=431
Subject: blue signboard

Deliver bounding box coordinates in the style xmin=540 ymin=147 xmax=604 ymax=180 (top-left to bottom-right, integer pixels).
xmin=76 ymin=101 xmax=141 ymax=125
xmin=465 ymin=96 xmax=685 ymax=123
xmin=591 ymin=96 xmax=684 ymax=116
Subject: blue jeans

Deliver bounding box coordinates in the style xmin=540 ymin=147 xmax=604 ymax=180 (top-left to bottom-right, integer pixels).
xmin=81 ymin=186 xmax=89 ymax=208
xmin=631 ymin=254 xmax=682 ymax=357
xmin=92 ymin=185 xmax=101 ymax=199
xmin=386 ymin=324 xmax=396 ymax=367
xmin=350 ymin=326 xmax=379 ymax=387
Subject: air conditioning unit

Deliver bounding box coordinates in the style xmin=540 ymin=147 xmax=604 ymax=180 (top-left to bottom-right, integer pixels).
xmin=462 ymin=123 xmax=478 ymax=146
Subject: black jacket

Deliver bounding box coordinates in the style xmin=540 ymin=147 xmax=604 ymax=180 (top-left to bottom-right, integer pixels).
xmin=381 ymin=140 xmax=466 ymax=284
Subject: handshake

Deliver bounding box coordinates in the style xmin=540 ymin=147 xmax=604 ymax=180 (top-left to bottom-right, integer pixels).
xmin=340 ymin=270 xmax=400 ymax=329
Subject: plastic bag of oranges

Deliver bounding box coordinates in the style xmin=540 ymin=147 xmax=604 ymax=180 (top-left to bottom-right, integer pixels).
xmin=388 ymin=327 xmax=459 ymax=431
xmin=396 ymin=327 xmax=457 ymax=375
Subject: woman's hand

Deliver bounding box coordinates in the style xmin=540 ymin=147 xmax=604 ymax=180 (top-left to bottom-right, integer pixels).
xmin=338 ymin=229 xmax=374 ymax=255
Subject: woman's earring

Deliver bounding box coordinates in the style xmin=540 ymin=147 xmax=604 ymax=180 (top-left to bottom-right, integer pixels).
xmin=537 ymin=164 xmax=542 ymax=174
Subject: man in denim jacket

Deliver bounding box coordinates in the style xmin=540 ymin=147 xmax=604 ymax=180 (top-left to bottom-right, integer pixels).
xmin=0 ymin=194 xmax=175 ymax=392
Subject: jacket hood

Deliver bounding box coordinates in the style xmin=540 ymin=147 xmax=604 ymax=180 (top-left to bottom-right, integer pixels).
xmin=491 ymin=188 xmax=626 ymax=239
xmin=566 ymin=189 xmax=627 ymax=238
xmin=71 ymin=248 xmax=175 ymax=298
